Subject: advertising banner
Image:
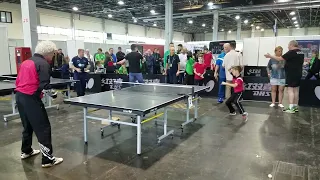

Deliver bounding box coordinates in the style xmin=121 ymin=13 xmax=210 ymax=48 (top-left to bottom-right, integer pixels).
xmin=297 ymin=40 xmax=320 ymax=78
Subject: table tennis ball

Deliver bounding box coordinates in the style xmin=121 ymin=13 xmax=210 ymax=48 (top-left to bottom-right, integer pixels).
xmin=268 ymin=174 xmax=272 ymax=179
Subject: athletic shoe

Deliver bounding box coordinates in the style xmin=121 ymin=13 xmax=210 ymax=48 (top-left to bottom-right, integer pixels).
xmin=293 ymin=107 xmax=299 ymax=112
xmin=21 ymin=150 xmax=41 ymax=159
xmin=283 ymin=108 xmax=295 ymax=114
xmin=42 ymin=157 xmax=64 ymax=168
xmin=218 ymin=98 xmax=224 ymax=103
xmin=230 ymin=112 xmax=237 ymax=116
xmin=242 ymin=112 xmax=248 ymax=123
xmin=269 ymin=103 xmax=275 ymax=107
xmin=278 ymin=104 xmax=285 ymax=108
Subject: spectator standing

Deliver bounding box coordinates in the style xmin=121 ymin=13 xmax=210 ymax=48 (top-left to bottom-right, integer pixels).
xmin=94 ymin=48 xmax=106 ymax=64
xmin=185 ymin=51 xmax=195 ymax=85
xmin=51 ymin=48 xmax=64 ymax=69
xmin=116 ymin=47 xmax=125 ymax=69
xmin=109 ymin=48 xmax=117 ymax=63
xmin=164 ymin=43 xmax=174 ymax=71
xmin=203 ymin=47 xmax=214 ymax=70
xmin=215 ymin=51 xmax=226 ymax=103
xmin=194 ymin=53 xmax=206 ymax=86
xmin=84 ymin=49 xmax=94 ymax=72
xmin=177 ymin=44 xmax=183 ymax=54
xmin=165 ymin=46 xmax=180 ymax=84
xmin=145 ymin=49 xmax=155 ymax=74
xmin=305 ymin=50 xmax=320 ymax=80
xmin=222 ymin=43 xmax=243 ymax=99
xmin=70 ymin=49 xmax=90 ymax=96
xmin=153 ymin=48 xmax=161 ymax=74
xmin=178 ymin=48 xmax=188 ymax=84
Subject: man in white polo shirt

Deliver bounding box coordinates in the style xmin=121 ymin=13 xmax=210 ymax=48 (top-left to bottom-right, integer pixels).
xmin=222 ymin=43 xmax=243 ymax=98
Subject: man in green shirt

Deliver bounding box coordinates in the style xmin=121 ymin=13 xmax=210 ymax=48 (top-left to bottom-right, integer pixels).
xmin=185 ymin=51 xmax=195 ymax=85
xmin=163 ymin=42 xmax=174 ymax=71
xmin=94 ymin=48 xmax=106 ymax=64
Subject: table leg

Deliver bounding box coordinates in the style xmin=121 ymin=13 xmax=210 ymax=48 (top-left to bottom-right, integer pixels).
xmin=194 ymin=94 xmax=198 ymax=120
xmin=83 ymin=107 xmax=88 ymax=144
xmin=157 ymin=108 xmax=174 ymax=143
xmin=137 ymin=115 xmax=141 ymax=155
xmin=3 ymin=91 xmax=18 ymax=122
xmin=67 ymin=84 xmax=71 ymax=99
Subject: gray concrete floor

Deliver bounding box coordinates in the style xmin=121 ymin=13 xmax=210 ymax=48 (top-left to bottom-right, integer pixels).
xmin=0 ymin=93 xmax=319 ymax=180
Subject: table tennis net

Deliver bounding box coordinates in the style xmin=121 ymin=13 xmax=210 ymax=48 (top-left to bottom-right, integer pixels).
xmin=119 ymin=83 xmax=195 ymax=95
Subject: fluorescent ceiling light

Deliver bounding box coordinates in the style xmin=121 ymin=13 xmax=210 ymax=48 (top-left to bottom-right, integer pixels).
xmin=153 ymin=23 xmax=157 ymax=26
xmin=150 ymin=10 xmax=156 ymax=14
xmin=251 ymin=24 xmax=254 ymax=27
xmin=188 ymin=20 xmax=193 ymax=24
xmin=256 ymin=26 xmax=260 ymax=30
xmin=221 ymin=29 xmax=224 ymax=32
xmin=228 ymin=30 xmax=232 ymax=33
xmin=293 ymin=21 xmax=298 ymax=24
xmin=202 ymin=23 xmax=206 ymax=27
xmin=118 ymin=0 xmax=124 ymax=5
xmin=133 ymin=19 xmax=137 ymax=23
xmin=108 ymin=14 xmax=112 ymax=18
xmin=244 ymin=19 xmax=248 ymax=24
xmin=72 ymin=7 xmax=78 ymax=11
xmin=295 ymin=24 xmax=299 ymax=27
xmin=290 ymin=11 xmax=295 ymax=16
xmin=292 ymin=17 xmax=297 ymax=20
xmin=261 ymin=28 xmax=265 ymax=31
xmin=208 ymin=2 xmax=214 ymax=6
xmin=235 ymin=15 xmax=240 ymax=20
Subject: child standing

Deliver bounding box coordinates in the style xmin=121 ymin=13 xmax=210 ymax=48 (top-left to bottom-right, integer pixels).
xmin=118 ymin=64 xmax=128 ymax=75
xmin=184 ymin=51 xmax=195 ymax=85
xmin=222 ymin=66 xmax=248 ymax=122
xmin=193 ymin=53 xmax=206 ymax=86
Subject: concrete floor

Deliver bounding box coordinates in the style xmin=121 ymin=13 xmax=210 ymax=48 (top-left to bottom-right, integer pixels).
xmin=0 ymin=94 xmax=320 ymax=180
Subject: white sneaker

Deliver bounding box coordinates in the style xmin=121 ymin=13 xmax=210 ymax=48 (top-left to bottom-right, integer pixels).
xmin=242 ymin=112 xmax=248 ymax=123
xmin=21 ymin=150 xmax=40 ymax=159
xmin=269 ymin=103 xmax=275 ymax=107
xmin=278 ymin=104 xmax=285 ymax=108
xmin=42 ymin=157 xmax=64 ymax=168
xmin=230 ymin=112 xmax=237 ymax=116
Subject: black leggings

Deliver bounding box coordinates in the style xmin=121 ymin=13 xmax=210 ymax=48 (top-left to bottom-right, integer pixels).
xmin=225 ymin=92 xmax=245 ymax=114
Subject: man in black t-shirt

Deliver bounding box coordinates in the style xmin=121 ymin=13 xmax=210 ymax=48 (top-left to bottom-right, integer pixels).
xmin=265 ymin=40 xmax=304 ymax=113
xmin=165 ymin=47 xmax=180 ymax=84
xmin=116 ymin=44 xmax=144 ymax=83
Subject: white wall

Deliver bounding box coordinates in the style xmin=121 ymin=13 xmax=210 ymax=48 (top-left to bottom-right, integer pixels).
xmin=0 ymin=2 xmax=189 ymax=42
xmin=194 ymin=27 xmax=320 ymax=41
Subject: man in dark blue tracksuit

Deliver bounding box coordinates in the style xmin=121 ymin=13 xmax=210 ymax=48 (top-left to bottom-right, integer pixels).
xmin=71 ymin=49 xmax=90 ymax=96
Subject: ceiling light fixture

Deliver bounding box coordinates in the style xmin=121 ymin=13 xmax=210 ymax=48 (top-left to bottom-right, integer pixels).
xmin=150 ymin=10 xmax=156 ymax=14
xmin=221 ymin=29 xmax=224 ymax=32
xmin=292 ymin=17 xmax=297 ymax=20
xmin=235 ymin=15 xmax=240 ymax=20
xmin=251 ymin=24 xmax=254 ymax=27
xmin=290 ymin=11 xmax=296 ymax=16
xmin=296 ymin=27 xmax=300 ymax=29
xmin=244 ymin=19 xmax=248 ymax=24
xmin=118 ymin=0 xmax=124 ymax=5
xmin=108 ymin=14 xmax=112 ymax=18
xmin=208 ymin=2 xmax=214 ymax=6
xmin=293 ymin=21 xmax=298 ymax=24
xmin=256 ymin=26 xmax=260 ymax=30
xmin=261 ymin=28 xmax=265 ymax=31
xmin=153 ymin=23 xmax=157 ymax=26
xmin=228 ymin=30 xmax=232 ymax=33
xmin=188 ymin=20 xmax=193 ymax=24
xmin=202 ymin=23 xmax=206 ymax=27
xmin=72 ymin=7 xmax=78 ymax=11
xmin=295 ymin=24 xmax=299 ymax=27
xmin=133 ymin=19 xmax=137 ymax=23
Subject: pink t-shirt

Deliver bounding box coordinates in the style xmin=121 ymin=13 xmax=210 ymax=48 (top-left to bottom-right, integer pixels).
xmin=232 ymin=77 xmax=244 ymax=93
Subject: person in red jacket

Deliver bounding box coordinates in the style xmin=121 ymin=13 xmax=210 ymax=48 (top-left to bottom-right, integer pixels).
xmin=15 ymin=41 xmax=63 ymax=168
xmin=194 ymin=53 xmax=207 ymax=86
xmin=203 ymin=47 xmax=214 ymax=70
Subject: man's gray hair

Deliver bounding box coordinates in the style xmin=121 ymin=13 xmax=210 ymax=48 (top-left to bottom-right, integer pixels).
xmin=289 ymin=40 xmax=299 ymax=47
xmin=35 ymin=41 xmax=57 ymax=56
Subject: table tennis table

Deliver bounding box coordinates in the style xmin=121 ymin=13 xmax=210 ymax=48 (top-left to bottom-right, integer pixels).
xmin=0 ymin=77 xmax=78 ymax=121
xmin=64 ymin=83 xmax=208 ymax=155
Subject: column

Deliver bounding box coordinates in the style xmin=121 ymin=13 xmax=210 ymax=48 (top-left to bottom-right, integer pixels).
xmin=21 ymin=0 xmax=38 ymax=53
xmin=102 ymin=19 xmax=106 ymax=43
xmin=70 ymin=13 xmax=75 ymax=40
xmin=236 ymin=19 xmax=241 ymax=40
xmin=288 ymin=28 xmax=293 ymax=36
xmin=125 ymin=23 xmax=129 ymax=44
xmin=251 ymin=26 xmax=255 ymax=38
xmin=165 ymin=0 xmax=173 ymax=51
xmin=144 ymin=26 xmax=148 ymax=37
xmin=304 ymin=27 xmax=308 ymax=35
xmin=212 ymin=11 xmax=219 ymax=41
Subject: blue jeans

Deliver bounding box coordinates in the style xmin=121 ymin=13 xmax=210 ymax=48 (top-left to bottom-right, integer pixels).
xmin=168 ymin=72 xmax=178 ymax=84
xmin=129 ymin=73 xmax=144 ymax=83
xmin=218 ymin=78 xmax=226 ymax=99
xmin=178 ymin=72 xmax=185 ymax=84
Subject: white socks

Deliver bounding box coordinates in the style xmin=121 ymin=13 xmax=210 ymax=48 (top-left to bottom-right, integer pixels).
xmin=289 ymin=104 xmax=294 ymax=110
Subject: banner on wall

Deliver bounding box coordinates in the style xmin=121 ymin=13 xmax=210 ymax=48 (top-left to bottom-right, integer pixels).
xmin=297 ymin=40 xmax=320 ymax=78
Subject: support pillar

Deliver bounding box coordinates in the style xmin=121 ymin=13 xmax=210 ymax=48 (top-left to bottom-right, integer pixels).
xmin=165 ymin=0 xmax=173 ymax=51
xmin=21 ymin=0 xmax=38 ymax=53
xmin=212 ymin=11 xmax=219 ymax=41
xmin=71 ymin=13 xmax=75 ymax=40
xmin=251 ymin=26 xmax=255 ymax=38
xmin=236 ymin=19 xmax=241 ymax=40
xmin=102 ymin=19 xmax=106 ymax=43
xmin=304 ymin=27 xmax=308 ymax=35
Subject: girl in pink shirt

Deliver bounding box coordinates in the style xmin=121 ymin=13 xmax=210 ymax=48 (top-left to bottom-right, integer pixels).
xmin=222 ymin=66 xmax=248 ymax=122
